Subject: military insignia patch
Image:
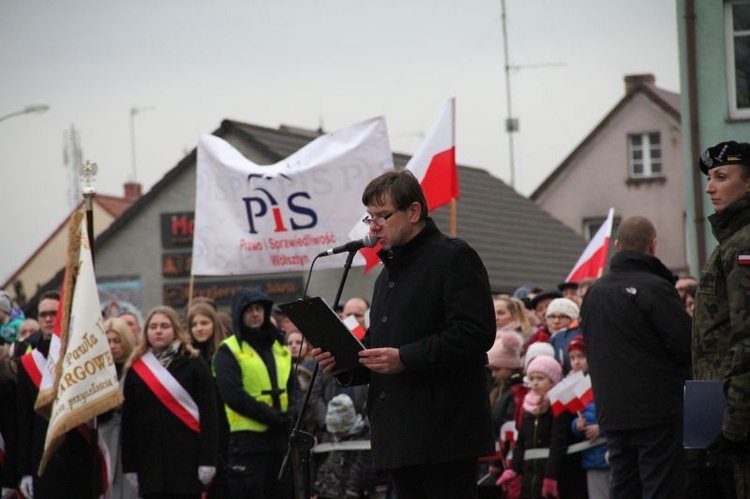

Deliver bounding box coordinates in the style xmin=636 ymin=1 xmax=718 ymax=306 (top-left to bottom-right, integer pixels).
xmin=700 ymin=271 xmax=717 ymax=294
xmin=738 ymin=254 xmax=750 ymax=266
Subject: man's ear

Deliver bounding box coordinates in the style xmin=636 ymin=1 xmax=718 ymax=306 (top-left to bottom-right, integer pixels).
xmin=407 ymin=201 xmax=422 ymax=223
xmin=648 ymin=238 xmax=657 ymax=255
xmin=614 ymin=239 xmax=621 ymax=251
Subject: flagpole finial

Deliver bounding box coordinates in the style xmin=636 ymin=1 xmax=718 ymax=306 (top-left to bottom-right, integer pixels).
xmin=79 ymin=160 xmax=98 ymax=197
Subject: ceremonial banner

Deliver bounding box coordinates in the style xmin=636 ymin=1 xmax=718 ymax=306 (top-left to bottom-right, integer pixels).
xmin=192 ymin=117 xmax=393 ymax=275
xmin=39 ymin=213 xmax=123 ymax=475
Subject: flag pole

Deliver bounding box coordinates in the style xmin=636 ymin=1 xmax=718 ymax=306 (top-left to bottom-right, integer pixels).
xmin=450 ymin=97 xmax=457 ymax=237
xmin=78 ymin=159 xmax=102 ymax=498
xmin=187 ymin=273 xmax=195 ymax=311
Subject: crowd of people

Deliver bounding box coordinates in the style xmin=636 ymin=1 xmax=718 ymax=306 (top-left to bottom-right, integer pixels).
xmin=0 ymin=140 xmax=748 ymax=498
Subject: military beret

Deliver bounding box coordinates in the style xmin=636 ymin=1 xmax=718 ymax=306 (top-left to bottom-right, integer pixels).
xmin=699 ymin=141 xmax=750 ymax=175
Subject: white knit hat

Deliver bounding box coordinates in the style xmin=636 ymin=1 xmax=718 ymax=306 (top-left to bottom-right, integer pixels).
xmin=545 ymin=298 xmax=580 ymax=321
xmin=524 ymin=341 xmax=555 ymax=372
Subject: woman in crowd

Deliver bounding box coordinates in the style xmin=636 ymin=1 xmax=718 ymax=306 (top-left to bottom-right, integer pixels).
xmin=121 ymin=306 xmax=218 ymax=499
xmin=493 ymin=295 xmax=533 ymax=341
xmin=693 ymin=140 xmax=750 ymax=498
xmin=187 ymin=303 xmax=227 ymax=364
xmin=187 ymin=303 xmax=230 ymax=497
xmin=100 ymin=317 xmax=137 ymax=499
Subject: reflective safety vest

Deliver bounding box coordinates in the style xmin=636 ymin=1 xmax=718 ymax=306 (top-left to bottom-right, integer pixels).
xmin=222 ymin=335 xmax=291 ymax=432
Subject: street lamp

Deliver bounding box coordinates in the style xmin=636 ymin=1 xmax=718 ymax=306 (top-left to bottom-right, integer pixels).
xmin=0 ymin=104 xmax=50 ymax=124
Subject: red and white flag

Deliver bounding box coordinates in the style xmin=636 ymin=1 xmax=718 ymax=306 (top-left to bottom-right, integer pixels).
xmin=353 ymin=98 xmax=459 ymax=272
xmin=573 ymin=374 xmax=593 ymax=408
xmin=405 ymin=98 xmax=459 ymax=210
xmin=342 ymin=315 xmax=366 ymax=341
xmin=499 ymin=420 xmax=518 ymax=446
xmin=548 ymin=371 xmax=584 ymax=416
xmin=565 ymin=208 xmax=615 ymax=283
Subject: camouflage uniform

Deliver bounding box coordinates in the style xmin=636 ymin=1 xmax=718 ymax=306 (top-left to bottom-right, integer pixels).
xmin=694 ymin=195 xmax=750 ymax=496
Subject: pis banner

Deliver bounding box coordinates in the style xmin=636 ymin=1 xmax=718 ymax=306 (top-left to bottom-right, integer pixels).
xmin=192 ymin=117 xmax=393 ymax=276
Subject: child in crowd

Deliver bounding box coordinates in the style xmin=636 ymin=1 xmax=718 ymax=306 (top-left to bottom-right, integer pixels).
xmin=0 ymin=291 xmax=24 ymax=347
xmin=483 ymin=331 xmax=527 ymax=498
xmin=497 ymin=355 xmax=568 ymax=499
xmin=312 ymin=394 xmax=384 ymax=499
xmin=568 ymin=335 xmax=609 ymax=499
xmin=545 ymin=298 xmax=582 ymax=375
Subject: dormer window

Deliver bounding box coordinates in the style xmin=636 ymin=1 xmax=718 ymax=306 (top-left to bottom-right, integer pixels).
xmin=628 ymin=132 xmax=662 ymax=178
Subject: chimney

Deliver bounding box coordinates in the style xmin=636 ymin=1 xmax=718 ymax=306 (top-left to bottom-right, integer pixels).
xmin=624 ymin=73 xmax=656 ymax=94
xmin=124 ymin=182 xmax=142 ymax=201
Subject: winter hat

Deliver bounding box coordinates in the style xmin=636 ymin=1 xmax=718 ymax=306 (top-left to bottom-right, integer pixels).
xmin=487 ymin=331 xmax=523 ymax=369
xmin=545 ymin=298 xmax=580 ymax=321
xmin=567 ymin=334 xmax=585 ymax=354
xmin=325 ymin=394 xmax=366 ymax=436
xmin=529 ymin=290 xmax=562 ymax=310
xmin=524 ymin=341 xmax=555 ymax=371
xmin=526 ymin=355 xmax=562 ymax=385
xmin=699 ymin=140 xmax=750 ymax=175
xmin=0 ymin=292 xmax=11 ymax=315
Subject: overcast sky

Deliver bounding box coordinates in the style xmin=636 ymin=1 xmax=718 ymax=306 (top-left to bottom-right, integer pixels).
xmin=0 ymin=0 xmax=680 ymax=284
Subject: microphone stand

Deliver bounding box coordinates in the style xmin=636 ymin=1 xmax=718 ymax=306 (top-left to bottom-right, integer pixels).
xmin=279 ymin=249 xmax=358 ymax=499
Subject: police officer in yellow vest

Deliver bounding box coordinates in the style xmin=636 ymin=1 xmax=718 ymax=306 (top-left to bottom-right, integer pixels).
xmin=214 ymin=288 xmax=294 ymax=498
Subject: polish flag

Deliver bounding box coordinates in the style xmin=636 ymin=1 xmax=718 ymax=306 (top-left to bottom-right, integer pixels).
xmin=573 ymin=374 xmax=593 ymax=408
xmin=343 ymin=315 xmax=367 ymax=341
xmin=499 ymin=420 xmax=518 ymax=446
xmin=548 ymin=371 xmax=584 ymax=416
xmin=355 ymin=98 xmax=459 ymax=272
xmin=565 ymin=208 xmax=615 ymax=283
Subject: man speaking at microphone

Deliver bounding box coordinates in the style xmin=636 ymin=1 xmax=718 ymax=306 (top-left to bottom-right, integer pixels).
xmin=312 ymin=169 xmax=495 ymax=499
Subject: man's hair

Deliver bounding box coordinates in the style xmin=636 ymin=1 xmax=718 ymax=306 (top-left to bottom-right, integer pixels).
xmin=39 ymin=290 xmax=61 ymax=303
xmin=616 ymin=216 xmax=656 ymax=253
xmin=362 ymin=170 xmax=428 ymax=221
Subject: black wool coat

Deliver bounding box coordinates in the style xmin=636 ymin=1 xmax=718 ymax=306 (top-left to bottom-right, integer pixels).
xmin=122 ymin=351 xmax=218 ymax=496
xmin=17 ymin=355 xmax=93 ymax=499
xmin=346 ymin=219 xmax=496 ymax=470
xmin=581 ymin=250 xmax=692 ymax=431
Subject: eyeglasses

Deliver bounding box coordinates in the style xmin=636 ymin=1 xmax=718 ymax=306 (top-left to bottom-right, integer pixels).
xmin=39 ymin=310 xmax=57 ymax=319
xmin=547 ymin=314 xmax=571 ymax=321
xmin=362 ymin=212 xmax=396 ymax=227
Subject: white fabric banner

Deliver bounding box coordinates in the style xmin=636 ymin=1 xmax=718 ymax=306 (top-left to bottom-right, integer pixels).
xmin=192 ymin=117 xmax=393 ymax=275
xmin=41 ymin=215 xmax=122 ymax=473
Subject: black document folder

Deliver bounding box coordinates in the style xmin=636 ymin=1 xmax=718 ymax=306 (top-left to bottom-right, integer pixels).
xmin=278 ymin=297 xmax=365 ymax=371
xmin=684 ymin=380 xmax=726 ymax=449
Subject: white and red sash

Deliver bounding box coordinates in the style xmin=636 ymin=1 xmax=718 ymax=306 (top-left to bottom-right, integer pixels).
xmin=20 ymin=349 xmax=47 ymax=388
xmin=131 ymin=351 xmax=201 ymax=432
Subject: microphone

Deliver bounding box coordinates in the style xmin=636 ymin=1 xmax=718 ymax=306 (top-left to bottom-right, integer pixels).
xmin=318 ymin=234 xmax=378 ymax=257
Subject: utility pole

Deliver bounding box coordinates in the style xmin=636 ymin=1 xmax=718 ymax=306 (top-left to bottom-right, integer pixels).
xmin=130 ymin=106 xmax=155 ymax=182
xmin=500 ymin=1 xmax=564 ymax=190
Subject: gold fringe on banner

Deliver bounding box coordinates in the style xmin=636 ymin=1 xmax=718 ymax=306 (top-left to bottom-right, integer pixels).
xmin=34 ymin=210 xmax=84 ymax=416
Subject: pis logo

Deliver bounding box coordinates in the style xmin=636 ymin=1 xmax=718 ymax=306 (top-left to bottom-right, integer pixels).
xmin=242 ymin=173 xmax=318 ymax=234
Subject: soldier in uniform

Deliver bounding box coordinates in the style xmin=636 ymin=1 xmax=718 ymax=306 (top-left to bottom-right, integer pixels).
xmin=694 ymin=140 xmax=750 ymax=498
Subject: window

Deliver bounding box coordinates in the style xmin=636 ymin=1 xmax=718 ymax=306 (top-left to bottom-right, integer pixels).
xmin=583 ymin=217 xmax=621 ymax=242
xmin=726 ymin=1 xmax=750 ymax=119
xmin=628 ymin=133 xmax=662 ymax=178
